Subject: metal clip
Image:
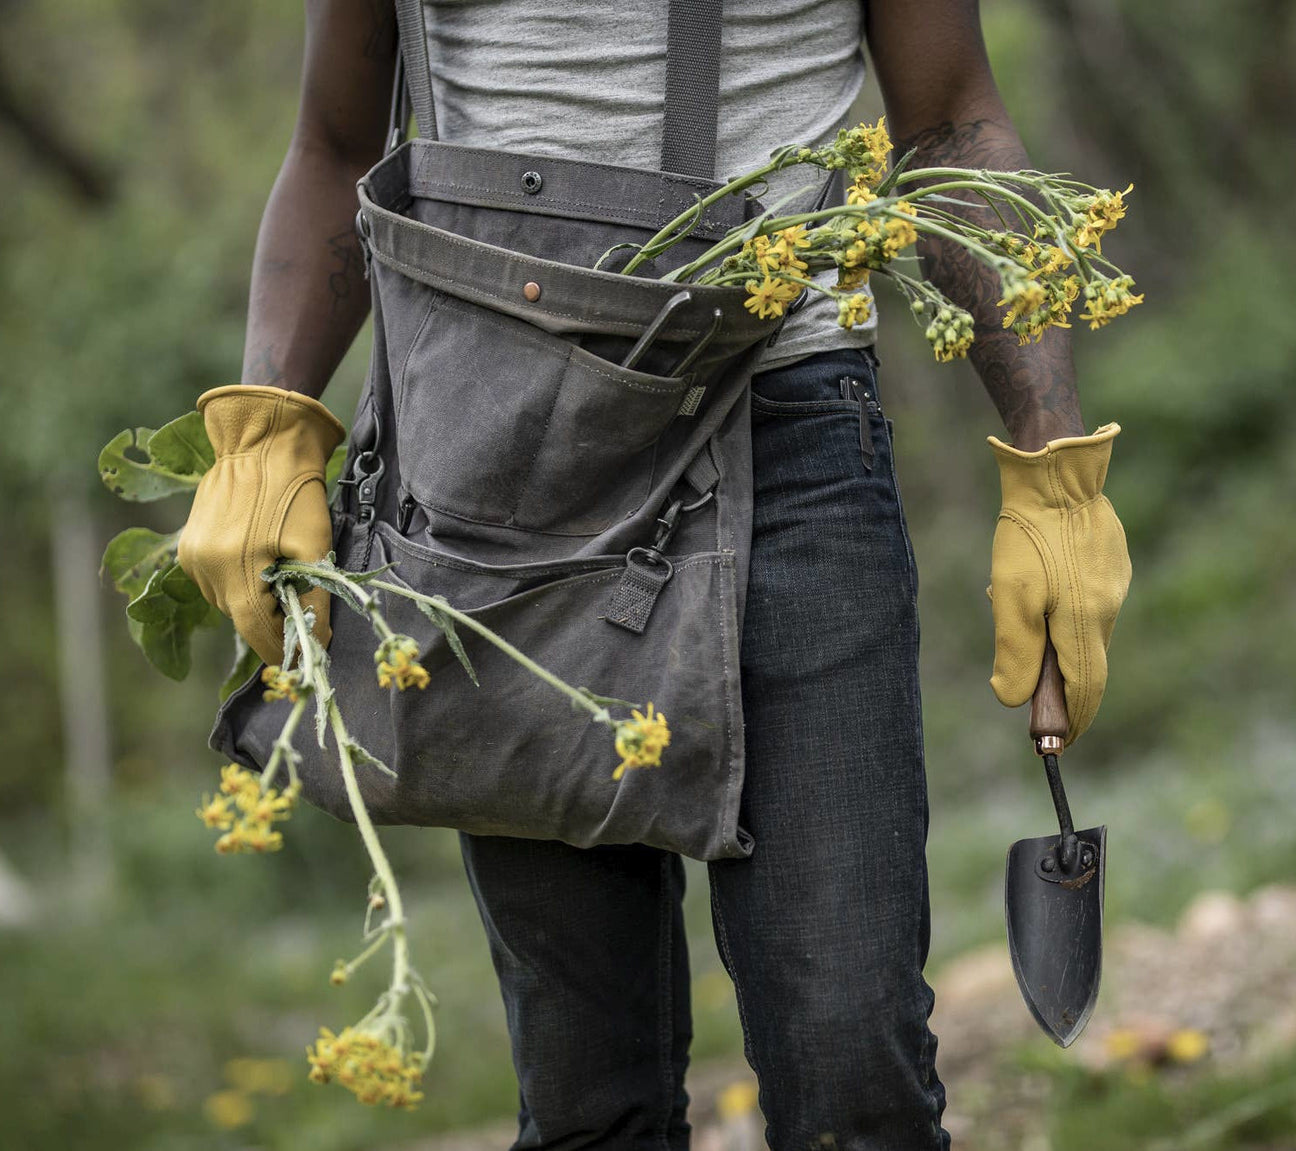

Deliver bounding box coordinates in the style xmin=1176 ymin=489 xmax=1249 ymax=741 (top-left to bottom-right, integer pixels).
xmin=337 ymin=450 xmax=385 ymax=524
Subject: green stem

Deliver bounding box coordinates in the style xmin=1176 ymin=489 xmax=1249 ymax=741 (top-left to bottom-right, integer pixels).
xmin=283 ymin=584 xmax=410 ymax=1003
xmin=341 ymin=927 xmax=391 ymax=977
xmin=620 ymin=149 xmax=809 ymax=276
xmin=368 ymin=578 xmax=607 ymax=722
xmin=261 ymin=696 xmax=307 ymax=791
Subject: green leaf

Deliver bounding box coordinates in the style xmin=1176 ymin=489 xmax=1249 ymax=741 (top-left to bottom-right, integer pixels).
xmin=100 ymin=527 xmax=181 ymax=600
xmin=98 ymin=410 xmax=211 ymax=501
xmin=574 ymin=687 xmax=642 ymax=712
xmin=125 ymin=562 xmax=213 ymax=680
xmin=417 ymin=596 xmax=479 ymax=686
xmin=348 ymin=740 xmax=397 ymax=780
xmin=874 ymin=145 xmax=918 ymax=198
xmin=146 ymin=410 xmax=215 ymax=477
xmin=219 ymin=636 xmax=262 ymax=702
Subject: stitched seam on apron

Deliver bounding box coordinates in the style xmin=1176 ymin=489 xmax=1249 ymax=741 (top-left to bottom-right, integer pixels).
xmin=433 ymin=293 xmax=690 ymax=395
xmin=410 ymin=179 xmax=733 ymax=234
xmin=409 ymin=142 xmax=726 ymax=199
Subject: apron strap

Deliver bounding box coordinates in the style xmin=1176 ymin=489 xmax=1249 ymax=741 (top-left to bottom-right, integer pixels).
xmin=660 ymin=0 xmax=723 ymax=180
xmin=393 ymin=0 xmax=439 ymax=144
xmin=390 ymin=0 xmax=724 ymax=179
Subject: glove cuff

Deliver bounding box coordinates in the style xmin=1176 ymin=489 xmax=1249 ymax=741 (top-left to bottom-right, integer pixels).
xmin=197 ymin=384 xmax=347 ymax=461
xmin=988 ymin=422 xmax=1120 ymax=509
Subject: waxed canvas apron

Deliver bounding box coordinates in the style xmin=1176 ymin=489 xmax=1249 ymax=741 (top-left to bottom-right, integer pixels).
xmin=212 ymin=0 xmax=802 ymax=861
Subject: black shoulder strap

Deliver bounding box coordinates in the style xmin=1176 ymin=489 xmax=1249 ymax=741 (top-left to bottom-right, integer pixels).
xmin=660 ymin=0 xmax=722 ymax=179
xmin=390 ymin=0 xmax=723 ymax=179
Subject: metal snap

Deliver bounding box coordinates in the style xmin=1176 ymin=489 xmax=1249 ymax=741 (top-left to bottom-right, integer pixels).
xmin=521 ymin=170 xmax=543 ymax=194
xmin=523 ymin=281 xmax=542 ymax=302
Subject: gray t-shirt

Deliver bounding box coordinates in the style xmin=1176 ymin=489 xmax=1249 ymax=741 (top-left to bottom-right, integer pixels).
xmin=421 ymin=0 xmax=878 ymax=370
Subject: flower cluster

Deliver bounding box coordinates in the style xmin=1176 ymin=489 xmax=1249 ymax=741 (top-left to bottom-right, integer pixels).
xmin=261 ymin=664 xmax=305 ymax=702
xmin=731 ymin=125 xmax=923 ymax=324
xmin=1080 ymin=274 xmax=1144 ymax=329
xmin=306 ymin=1026 xmax=426 ymax=1109
xmin=1070 ymin=183 xmax=1133 ymax=253
xmin=797 ymin=116 xmax=894 ymax=188
xmin=923 ymin=303 xmax=977 ymax=363
xmin=374 ymin=634 xmax=431 ymax=691
xmin=196 ymin=763 xmax=299 ymax=854
xmin=612 ymin=701 xmax=672 ymax=781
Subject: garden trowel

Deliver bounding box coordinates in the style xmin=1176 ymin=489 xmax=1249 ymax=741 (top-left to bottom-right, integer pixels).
xmin=1004 ymin=634 xmax=1107 ymax=1047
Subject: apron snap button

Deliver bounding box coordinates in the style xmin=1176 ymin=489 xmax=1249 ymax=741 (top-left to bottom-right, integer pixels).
xmin=523 ymin=281 xmax=542 ymax=302
xmin=521 ymin=170 xmax=543 ymax=193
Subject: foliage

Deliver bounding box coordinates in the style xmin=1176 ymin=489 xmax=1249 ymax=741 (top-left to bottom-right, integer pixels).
xmin=0 ymin=0 xmax=1293 ymax=1145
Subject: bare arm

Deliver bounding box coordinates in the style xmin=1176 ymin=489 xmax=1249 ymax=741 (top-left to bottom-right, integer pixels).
xmin=864 ymin=0 xmax=1084 ymax=451
xmin=242 ymin=0 xmax=397 ymax=398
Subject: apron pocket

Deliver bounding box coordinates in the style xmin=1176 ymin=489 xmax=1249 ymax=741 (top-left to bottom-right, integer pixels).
xmin=395 ymin=291 xmax=692 ymax=536
xmin=209 ymin=517 xmax=750 ymax=861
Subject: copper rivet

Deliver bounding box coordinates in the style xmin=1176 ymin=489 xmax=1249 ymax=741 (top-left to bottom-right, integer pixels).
xmin=523 ymin=281 xmax=542 ymax=302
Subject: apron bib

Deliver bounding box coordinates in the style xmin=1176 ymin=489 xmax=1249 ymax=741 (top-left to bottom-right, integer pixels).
xmin=212 ymin=0 xmax=791 ymax=861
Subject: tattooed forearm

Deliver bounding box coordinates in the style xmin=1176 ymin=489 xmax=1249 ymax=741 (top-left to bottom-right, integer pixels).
xmin=895 ymin=119 xmax=1084 ymax=448
xmin=326 ymin=227 xmax=364 ymax=312
xmin=245 ymin=344 xmax=286 ymax=389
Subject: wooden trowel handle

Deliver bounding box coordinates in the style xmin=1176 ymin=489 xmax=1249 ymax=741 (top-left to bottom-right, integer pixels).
xmin=1029 ymin=633 xmax=1068 ymax=754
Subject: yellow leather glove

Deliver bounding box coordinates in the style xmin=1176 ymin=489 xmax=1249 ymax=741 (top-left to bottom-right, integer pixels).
xmin=987 ymin=422 xmax=1132 ymax=745
xmin=178 ymin=385 xmax=346 ymax=667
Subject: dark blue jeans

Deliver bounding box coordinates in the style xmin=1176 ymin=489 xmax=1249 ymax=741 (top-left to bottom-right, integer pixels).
xmin=459 ymin=347 xmax=951 ymax=1150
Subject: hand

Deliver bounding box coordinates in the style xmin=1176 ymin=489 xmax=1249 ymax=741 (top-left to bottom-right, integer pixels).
xmin=178 ymin=385 xmax=346 ymax=667
xmin=986 ymin=422 xmax=1132 ymax=745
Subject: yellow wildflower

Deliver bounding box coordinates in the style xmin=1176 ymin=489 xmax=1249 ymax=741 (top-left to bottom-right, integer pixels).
xmin=1165 ymin=1028 xmax=1209 ymax=1064
xmin=306 ymin=1026 xmax=426 ymax=1109
xmin=215 ymin=825 xmax=249 ymax=855
xmin=836 ymin=293 xmax=872 ymax=330
xmin=196 ymin=793 xmax=234 ymax=830
xmin=924 ymin=305 xmax=976 ymax=363
xmin=241 ymin=825 xmax=284 ymax=853
xmin=219 ymin=763 xmax=260 ymax=799
xmin=1082 ymin=182 xmax=1132 ymax=252
xmin=716 ymin=1079 xmax=760 ymax=1120
xmin=1033 ymin=244 xmax=1073 ymax=276
xmin=836 ymin=263 xmax=870 ymax=292
xmin=846 ymin=177 xmax=877 ymax=207
xmin=260 ymin=665 xmax=306 ymax=703
xmin=203 ymin=765 xmax=297 ymax=853
xmin=374 ymin=635 xmax=431 ymax=691
xmin=203 ymin=1089 xmax=254 ymax=1129
xmin=767 ymin=225 xmax=812 ymax=273
xmin=742 ymin=233 xmax=779 ymax=272
xmin=1080 ymin=274 xmax=1144 ymax=329
xmin=1104 ymin=1027 xmax=1143 ymax=1061
xmin=612 ymin=701 xmax=672 ymax=781
xmin=880 ymin=202 xmax=918 ymax=260
xmin=742 ymin=275 xmax=802 ymax=320
xmin=998 ymin=277 xmax=1048 ymax=328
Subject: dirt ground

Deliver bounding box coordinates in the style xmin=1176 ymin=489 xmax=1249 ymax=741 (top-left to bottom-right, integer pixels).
xmin=396 ymin=884 xmax=1296 ymax=1151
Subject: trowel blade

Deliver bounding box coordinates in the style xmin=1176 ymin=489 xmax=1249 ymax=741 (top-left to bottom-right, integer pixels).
xmin=1004 ymin=823 xmax=1106 ymax=1047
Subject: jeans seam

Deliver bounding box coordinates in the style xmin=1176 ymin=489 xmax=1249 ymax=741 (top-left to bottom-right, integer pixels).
xmin=708 ymin=883 xmax=765 ymax=1100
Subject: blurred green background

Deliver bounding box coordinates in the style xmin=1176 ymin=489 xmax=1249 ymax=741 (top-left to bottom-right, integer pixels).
xmin=1 ymin=2 xmax=1294 ymax=1149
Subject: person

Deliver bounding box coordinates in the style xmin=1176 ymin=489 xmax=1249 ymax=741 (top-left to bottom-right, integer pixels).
xmin=179 ymin=1 xmax=1132 ymax=1147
